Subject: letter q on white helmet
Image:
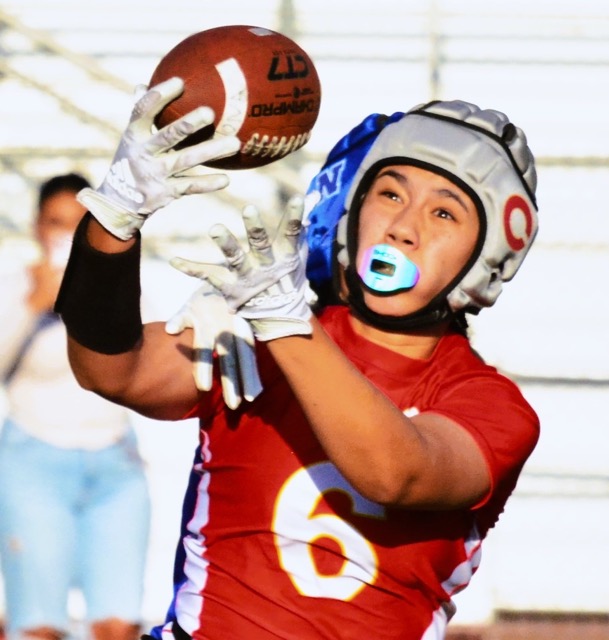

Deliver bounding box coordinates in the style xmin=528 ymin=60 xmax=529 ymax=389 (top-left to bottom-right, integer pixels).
xmin=305 ymin=100 xmax=539 ymax=330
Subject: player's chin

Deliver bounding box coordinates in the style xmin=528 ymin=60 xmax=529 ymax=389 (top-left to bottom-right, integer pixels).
xmin=362 ymin=289 xmax=424 ymax=318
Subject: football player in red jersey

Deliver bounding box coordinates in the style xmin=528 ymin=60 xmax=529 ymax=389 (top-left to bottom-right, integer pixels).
xmin=55 ymin=78 xmax=539 ymax=639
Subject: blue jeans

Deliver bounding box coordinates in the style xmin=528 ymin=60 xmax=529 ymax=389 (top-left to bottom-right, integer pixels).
xmin=0 ymin=419 xmax=151 ymax=637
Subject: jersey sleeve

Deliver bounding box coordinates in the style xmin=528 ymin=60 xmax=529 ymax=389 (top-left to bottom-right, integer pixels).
xmin=430 ymin=373 xmax=539 ymax=533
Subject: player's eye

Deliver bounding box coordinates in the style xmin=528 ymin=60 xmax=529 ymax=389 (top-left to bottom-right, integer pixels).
xmin=434 ymin=208 xmax=456 ymax=221
xmin=380 ymin=189 xmax=401 ymax=202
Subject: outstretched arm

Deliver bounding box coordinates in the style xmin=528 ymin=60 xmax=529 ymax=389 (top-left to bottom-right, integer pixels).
xmin=266 ymin=320 xmax=491 ymax=510
xmin=63 ymin=216 xmax=200 ymax=421
xmin=56 ymin=77 xmax=258 ymax=418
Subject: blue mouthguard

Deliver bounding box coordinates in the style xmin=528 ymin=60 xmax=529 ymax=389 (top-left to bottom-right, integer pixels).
xmin=358 ymin=244 xmax=420 ymax=293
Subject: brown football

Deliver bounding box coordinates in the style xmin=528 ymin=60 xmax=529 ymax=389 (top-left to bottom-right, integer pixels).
xmin=149 ymin=25 xmax=322 ymax=170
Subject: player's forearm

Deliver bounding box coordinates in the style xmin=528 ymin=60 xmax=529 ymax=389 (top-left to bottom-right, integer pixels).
xmin=67 ymin=335 xmax=141 ymax=400
xmin=67 ymin=322 xmax=199 ymax=420
xmin=266 ymin=317 xmax=425 ymax=504
xmin=85 ymin=214 xmax=137 ymax=253
xmin=55 ymin=213 xmax=194 ymax=419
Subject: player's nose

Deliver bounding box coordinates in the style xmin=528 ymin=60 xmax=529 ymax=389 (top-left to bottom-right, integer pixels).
xmin=384 ymin=204 xmax=420 ymax=250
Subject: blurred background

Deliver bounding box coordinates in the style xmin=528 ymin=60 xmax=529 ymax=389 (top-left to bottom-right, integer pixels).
xmin=0 ymin=1 xmax=608 ymax=638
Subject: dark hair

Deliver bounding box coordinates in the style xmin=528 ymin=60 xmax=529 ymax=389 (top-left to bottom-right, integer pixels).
xmin=38 ymin=172 xmax=91 ymax=210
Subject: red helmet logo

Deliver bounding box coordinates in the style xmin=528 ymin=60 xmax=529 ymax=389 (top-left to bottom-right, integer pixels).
xmin=503 ymin=195 xmax=533 ymax=251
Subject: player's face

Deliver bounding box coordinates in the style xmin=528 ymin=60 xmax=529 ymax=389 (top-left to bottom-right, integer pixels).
xmin=356 ymin=164 xmax=479 ymax=317
xmin=36 ymin=190 xmax=87 ymax=267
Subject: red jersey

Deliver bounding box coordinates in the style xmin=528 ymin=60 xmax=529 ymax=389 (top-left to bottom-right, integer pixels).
xmin=153 ymin=306 xmax=538 ymax=640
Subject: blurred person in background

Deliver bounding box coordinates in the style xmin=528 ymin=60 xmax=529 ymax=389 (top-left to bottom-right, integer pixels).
xmin=0 ymin=173 xmax=150 ymax=640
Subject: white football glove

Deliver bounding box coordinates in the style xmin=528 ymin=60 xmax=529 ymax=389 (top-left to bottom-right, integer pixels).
xmin=78 ymin=77 xmax=241 ymax=241
xmin=170 ymin=196 xmax=316 ymax=341
xmin=165 ymin=282 xmax=262 ymax=409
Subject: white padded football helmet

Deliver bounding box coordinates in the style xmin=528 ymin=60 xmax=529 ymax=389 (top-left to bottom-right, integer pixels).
xmin=335 ymin=100 xmax=538 ymax=328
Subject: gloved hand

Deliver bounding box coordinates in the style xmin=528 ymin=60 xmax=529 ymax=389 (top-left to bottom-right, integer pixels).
xmin=165 ymin=282 xmax=263 ymax=409
xmin=78 ymin=77 xmax=241 ymax=241
xmin=170 ymin=196 xmax=316 ymax=341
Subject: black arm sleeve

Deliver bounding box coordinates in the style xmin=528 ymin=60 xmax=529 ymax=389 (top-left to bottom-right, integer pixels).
xmin=54 ymin=212 xmax=143 ymax=354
